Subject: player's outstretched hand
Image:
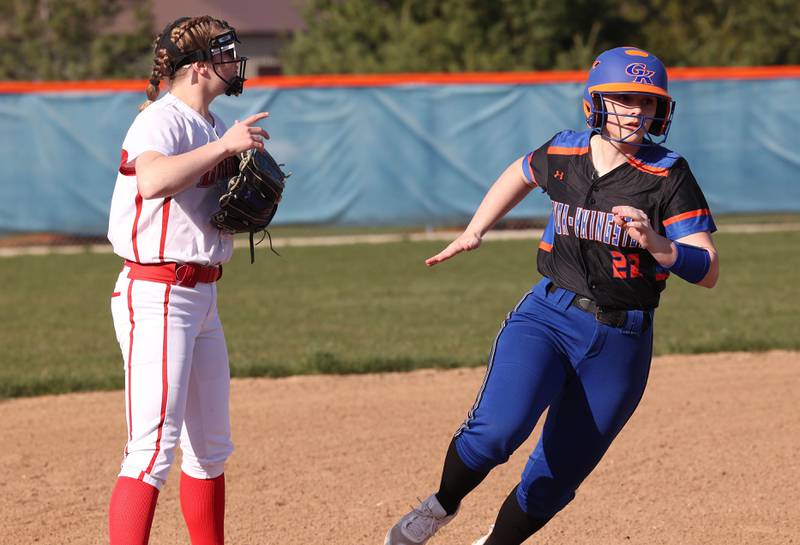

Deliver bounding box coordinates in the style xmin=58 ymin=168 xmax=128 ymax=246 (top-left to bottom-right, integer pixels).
xmin=425 ymin=231 xmax=482 ymax=267
xmin=611 ymin=205 xmax=661 ymax=250
xmin=220 ymin=112 xmax=270 ymax=155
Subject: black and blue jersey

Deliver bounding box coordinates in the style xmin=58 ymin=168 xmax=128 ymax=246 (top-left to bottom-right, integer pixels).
xmin=522 ymin=130 xmax=716 ymax=310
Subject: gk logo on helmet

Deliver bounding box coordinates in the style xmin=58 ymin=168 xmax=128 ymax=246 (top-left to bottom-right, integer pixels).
xmin=625 ymin=63 xmax=655 ymax=84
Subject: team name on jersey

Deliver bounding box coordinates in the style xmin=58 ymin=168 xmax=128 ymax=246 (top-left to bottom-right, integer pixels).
xmin=551 ymin=200 xmax=640 ymax=248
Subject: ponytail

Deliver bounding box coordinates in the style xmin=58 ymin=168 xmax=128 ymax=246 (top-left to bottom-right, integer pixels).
xmin=139 ymin=73 xmax=162 ymax=112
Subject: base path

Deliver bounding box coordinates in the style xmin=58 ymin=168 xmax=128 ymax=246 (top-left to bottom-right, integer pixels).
xmin=1 ymin=351 xmax=798 ymax=544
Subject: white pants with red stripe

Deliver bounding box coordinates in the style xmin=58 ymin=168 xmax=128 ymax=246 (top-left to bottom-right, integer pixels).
xmin=110 ymin=267 xmax=234 ymax=490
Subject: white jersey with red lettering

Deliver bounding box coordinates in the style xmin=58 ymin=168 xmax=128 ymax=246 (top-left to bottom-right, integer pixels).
xmin=107 ymin=92 xmax=237 ymax=266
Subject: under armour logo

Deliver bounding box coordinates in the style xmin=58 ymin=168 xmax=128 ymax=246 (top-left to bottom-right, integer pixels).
xmin=554 ymin=170 xmax=565 ymax=181
xmin=626 ymin=62 xmax=655 ymax=84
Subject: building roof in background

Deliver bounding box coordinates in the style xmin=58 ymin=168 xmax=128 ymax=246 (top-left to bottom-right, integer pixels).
xmin=151 ymin=0 xmax=305 ymax=33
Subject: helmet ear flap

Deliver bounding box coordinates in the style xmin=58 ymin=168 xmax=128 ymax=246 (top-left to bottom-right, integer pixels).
xmin=649 ymin=98 xmax=669 ymax=136
xmin=586 ymin=93 xmax=605 ymax=129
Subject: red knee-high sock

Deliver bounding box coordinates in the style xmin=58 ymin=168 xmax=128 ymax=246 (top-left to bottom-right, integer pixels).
xmin=109 ymin=477 xmax=160 ymax=545
xmin=180 ymin=472 xmax=225 ymax=545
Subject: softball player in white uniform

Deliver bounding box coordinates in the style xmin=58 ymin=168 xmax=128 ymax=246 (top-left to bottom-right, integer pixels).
xmin=106 ymin=15 xmax=268 ymax=545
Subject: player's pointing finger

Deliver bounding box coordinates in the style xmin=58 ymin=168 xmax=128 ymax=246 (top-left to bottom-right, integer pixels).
xmin=241 ymin=112 xmax=269 ymax=125
xmin=425 ymin=243 xmax=459 ymax=266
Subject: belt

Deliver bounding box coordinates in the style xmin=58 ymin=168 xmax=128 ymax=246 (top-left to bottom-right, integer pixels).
xmin=546 ymin=283 xmax=628 ymax=328
xmin=125 ymin=260 xmax=223 ymax=288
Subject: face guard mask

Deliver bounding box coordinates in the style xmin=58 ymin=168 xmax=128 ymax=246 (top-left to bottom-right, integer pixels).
xmin=207 ymin=30 xmax=248 ymax=96
xmin=157 ymin=21 xmax=248 ymax=96
xmin=589 ymin=91 xmax=676 ymax=146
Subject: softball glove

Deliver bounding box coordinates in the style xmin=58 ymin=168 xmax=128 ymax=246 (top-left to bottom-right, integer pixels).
xmin=211 ymin=147 xmax=290 ymax=262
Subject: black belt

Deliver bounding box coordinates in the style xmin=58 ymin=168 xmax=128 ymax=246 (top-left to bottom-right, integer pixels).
xmin=547 ymin=283 xmax=628 ymax=328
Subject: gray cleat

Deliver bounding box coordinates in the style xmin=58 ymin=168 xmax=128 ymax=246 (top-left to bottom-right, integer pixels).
xmin=384 ymin=494 xmax=458 ymax=545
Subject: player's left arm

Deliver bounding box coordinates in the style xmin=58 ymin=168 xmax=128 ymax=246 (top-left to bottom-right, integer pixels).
xmin=611 ymin=206 xmax=719 ymax=288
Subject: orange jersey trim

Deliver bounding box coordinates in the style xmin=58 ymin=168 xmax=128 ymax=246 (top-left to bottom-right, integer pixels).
xmin=547 ymin=145 xmax=589 ymax=155
xmin=3 ymin=66 xmax=800 ymax=94
xmin=662 ymin=208 xmax=711 ymax=226
xmin=626 ymin=155 xmax=670 ymax=177
xmin=538 ymin=240 xmax=553 ymax=252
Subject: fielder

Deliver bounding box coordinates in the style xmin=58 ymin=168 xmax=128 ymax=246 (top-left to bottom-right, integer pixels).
xmin=385 ymin=46 xmax=719 ymax=545
xmin=106 ymin=15 xmax=279 ymax=545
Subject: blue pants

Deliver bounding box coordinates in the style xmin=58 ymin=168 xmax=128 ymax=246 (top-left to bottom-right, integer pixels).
xmin=454 ymin=278 xmax=654 ymax=519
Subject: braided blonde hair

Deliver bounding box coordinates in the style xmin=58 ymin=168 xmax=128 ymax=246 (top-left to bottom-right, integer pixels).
xmin=139 ymin=16 xmax=231 ymax=111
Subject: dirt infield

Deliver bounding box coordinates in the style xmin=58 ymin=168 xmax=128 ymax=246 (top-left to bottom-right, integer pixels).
xmin=2 ymin=351 xmax=798 ymax=544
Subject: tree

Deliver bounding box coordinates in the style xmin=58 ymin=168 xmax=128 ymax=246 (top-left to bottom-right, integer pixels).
xmin=0 ymin=0 xmax=154 ymax=80
xmin=281 ymin=0 xmax=640 ymax=74
xmin=281 ymin=0 xmax=800 ymax=74
xmin=621 ymin=0 xmax=800 ymax=67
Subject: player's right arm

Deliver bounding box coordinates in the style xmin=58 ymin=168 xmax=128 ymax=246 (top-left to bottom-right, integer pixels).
xmin=425 ymin=156 xmax=534 ymax=266
xmin=136 ymin=113 xmax=269 ymax=199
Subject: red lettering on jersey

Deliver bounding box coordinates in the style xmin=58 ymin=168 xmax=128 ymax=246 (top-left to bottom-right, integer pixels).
xmin=119 ymin=149 xmax=136 ymax=176
xmin=197 ymin=170 xmax=215 ymax=187
xmin=197 ymin=156 xmax=238 ymax=188
xmin=554 ymin=169 xmax=565 ymax=181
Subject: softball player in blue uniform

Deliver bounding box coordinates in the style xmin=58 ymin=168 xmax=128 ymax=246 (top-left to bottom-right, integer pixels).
xmin=385 ymin=47 xmax=719 ymax=545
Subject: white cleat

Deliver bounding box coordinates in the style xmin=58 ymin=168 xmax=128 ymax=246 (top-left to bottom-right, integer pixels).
xmin=384 ymin=494 xmax=458 ymax=545
xmin=470 ymin=525 xmax=493 ymax=545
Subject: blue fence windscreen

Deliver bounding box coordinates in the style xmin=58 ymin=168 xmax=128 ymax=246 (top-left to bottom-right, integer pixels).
xmin=1 ymin=77 xmax=798 ymax=235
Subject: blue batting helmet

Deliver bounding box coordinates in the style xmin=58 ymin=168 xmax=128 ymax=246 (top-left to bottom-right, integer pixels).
xmin=583 ymin=47 xmax=675 ymax=143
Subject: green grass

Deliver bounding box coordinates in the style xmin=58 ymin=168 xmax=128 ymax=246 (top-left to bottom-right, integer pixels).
xmin=712 ymin=212 xmax=800 ymax=225
xmin=1 ymin=230 xmax=798 ymax=399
